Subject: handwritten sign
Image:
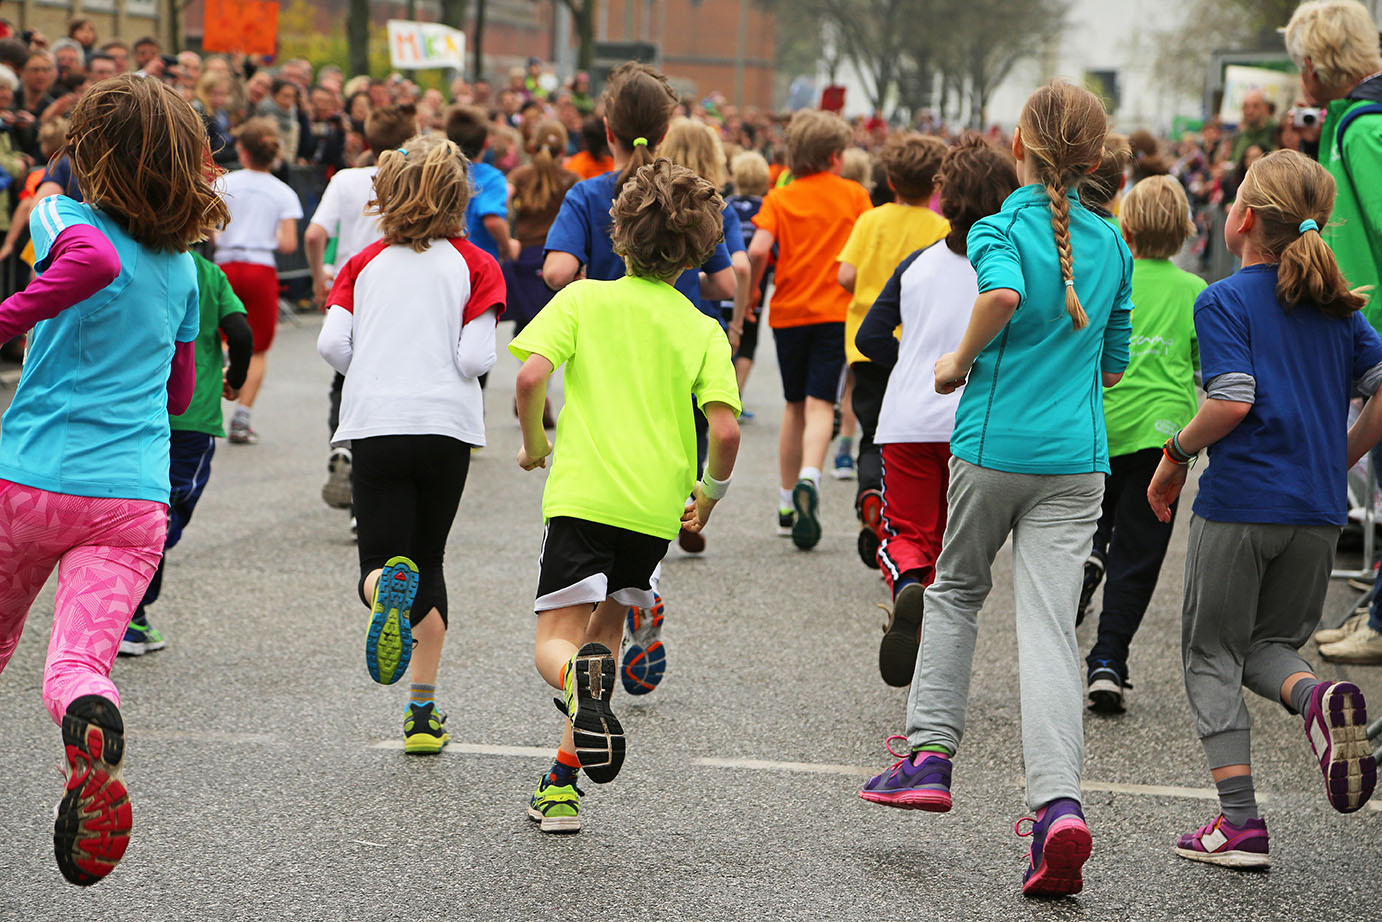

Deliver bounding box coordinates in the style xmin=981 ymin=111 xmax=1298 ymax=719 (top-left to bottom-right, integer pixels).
xmin=203 ymin=0 xmax=280 ymax=57
xmin=387 ymin=20 xmax=466 ymax=70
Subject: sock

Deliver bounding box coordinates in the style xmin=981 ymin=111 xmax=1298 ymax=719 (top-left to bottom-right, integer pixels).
xmin=1215 ymin=774 xmax=1259 ymax=825
xmin=232 ymin=405 xmax=251 ymax=424
xmin=799 ymin=466 xmax=821 ymax=487
xmin=1289 ymin=676 xmax=1321 ymax=715
xmin=779 ymin=487 xmax=793 ymax=511
xmin=912 ymin=743 xmax=952 ymax=756
xmin=408 ymin=682 xmax=435 ymax=710
xmin=837 ymin=436 xmax=853 ymax=455
xmin=548 ymin=748 xmax=580 ymax=785
xmin=893 ymin=568 xmax=926 ymax=600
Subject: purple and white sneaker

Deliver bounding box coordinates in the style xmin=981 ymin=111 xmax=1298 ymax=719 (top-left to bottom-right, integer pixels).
xmin=858 ymin=735 xmax=952 ymax=812
xmin=1173 ymin=814 xmax=1270 ymax=869
xmin=1303 ymin=680 xmax=1376 ymax=813
xmin=1017 ymin=798 xmax=1092 ymax=897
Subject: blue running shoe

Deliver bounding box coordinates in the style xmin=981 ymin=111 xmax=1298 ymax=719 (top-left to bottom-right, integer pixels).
xmin=621 ymin=595 xmax=666 ymax=695
xmin=365 ymin=556 xmax=418 ymax=685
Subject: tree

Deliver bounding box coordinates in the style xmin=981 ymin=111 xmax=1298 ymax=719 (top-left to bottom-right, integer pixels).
xmin=1151 ymin=0 xmax=1298 ymax=99
xmin=552 ymin=0 xmax=598 ymax=73
xmin=347 ymin=0 xmax=370 ymax=78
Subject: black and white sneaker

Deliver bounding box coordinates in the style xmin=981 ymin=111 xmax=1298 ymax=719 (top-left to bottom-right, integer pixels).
xmin=1087 ymin=660 xmax=1128 ymax=714
xmin=321 ymin=447 xmax=353 ymax=509
xmin=1077 ymin=554 xmax=1105 ymax=626
xmin=777 ymin=507 xmax=795 ymax=537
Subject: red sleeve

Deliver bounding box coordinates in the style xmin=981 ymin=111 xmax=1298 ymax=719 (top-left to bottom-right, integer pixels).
xmin=326 ymin=239 xmax=390 ymax=314
xmin=449 ymin=238 xmax=507 ymax=324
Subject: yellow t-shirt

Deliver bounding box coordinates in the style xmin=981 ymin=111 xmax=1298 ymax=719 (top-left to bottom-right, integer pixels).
xmin=509 ymin=275 xmax=742 ymax=540
xmin=837 ymin=203 xmax=949 ymax=365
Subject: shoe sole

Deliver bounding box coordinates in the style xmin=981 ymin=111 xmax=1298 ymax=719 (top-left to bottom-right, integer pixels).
xmin=526 ymin=805 xmax=581 ymax=833
xmin=879 ymin=582 xmax=925 ymax=687
xmin=1173 ymin=846 xmax=1271 ymax=869
xmin=116 ymin=641 xmax=145 ymax=657
xmin=791 ymin=482 xmax=821 ymax=550
xmin=322 ymin=456 xmax=353 ymax=509
xmin=677 ymin=528 xmax=706 ymax=554
xmin=857 ymin=527 xmax=880 ymax=570
xmin=1077 ymin=562 xmax=1104 ymax=625
xmin=54 ymin=697 xmax=131 ymax=886
xmin=403 ymin=732 xmax=450 ymax=755
xmin=1022 ymin=818 xmax=1092 ymax=897
xmin=570 ymin=643 xmax=625 ymax=784
xmin=856 ymin=490 xmax=884 ymax=536
xmin=1087 ymin=677 xmax=1125 ymax=714
xmin=858 ymin=788 xmax=952 ymax=812
xmin=621 ymin=605 xmax=666 ymax=696
xmin=1307 ymin=682 xmax=1376 ymax=813
xmin=366 ymin=557 xmax=418 ymax=686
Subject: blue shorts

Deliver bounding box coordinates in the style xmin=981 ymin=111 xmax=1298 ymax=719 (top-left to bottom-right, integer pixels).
xmin=773 ymin=322 xmax=845 ymax=403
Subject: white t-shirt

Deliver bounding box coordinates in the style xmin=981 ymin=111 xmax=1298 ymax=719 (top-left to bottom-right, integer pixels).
xmin=873 ymin=243 xmax=973 ymax=444
xmin=309 ymin=166 xmax=383 ymax=268
xmin=214 ymin=169 xmax=303 ymax=267
xmin=317 ymin=237 xmax=506 ymax=446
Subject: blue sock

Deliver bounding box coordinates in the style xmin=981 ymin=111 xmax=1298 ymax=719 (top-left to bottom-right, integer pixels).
xmin=548 ymin=759 xmax=579 ymax=785
xmin=893 ymin=569 xmax=926 ymax=600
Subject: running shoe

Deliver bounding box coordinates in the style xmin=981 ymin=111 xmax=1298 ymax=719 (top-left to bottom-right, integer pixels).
xmin=677 ymin=524 xmax=706 ymax=554
xmin=777 ymin=507 xmax=795 ymax=537
xmin=1076 ymin=553 xmax=1104 ymax=626
xmin=54 ymin=695 xmax=131 ymax=886
xmin=856 ymin=489 xmax=884 ymax=570
xmin=1086 ymin=660 xmax=1128 ymax=715
xmin=832 ymin=451 xmax=857 ymax=480
xmin=1314 ymin=610 xmax=1368 ymax=645
xmin=858 ymin=528 xmax=880 ymax=570
xmin=879 ymin=582 xmax=925 ymax=687
xmin=321 ymin=447 xmax=353 ymax=509
xmin=117 ymin=619 xmax=166 ymax=657
xmin=858 ymin=735 xmax=952 ymax=811
xmin=228 ymin=420 xmax=258 ymax=445
xmin=557 ymin=643 xmax=624 ymax=784
xmin=738 ymin=408 xmax=755 ymax=422
xmin=1319 ymin=626 xmax=1382 ymax=665
xmin=1302 ymin=680 xmax=1376 ymax=813
xmin=621 ymin=595 xmax=666 ymax=696
xmin=791 ymin=479 xmax=822 ymax=550
xmin=1016 ymin=798 xmax=1092 ymax=897
xmin=1173 ymin=814 xmax=1270 ymax=869
xmin=403 ymin=702 xmax=450 ymax=754
xmin=527 ymin=772 xmax=581 ymax=833
xmin=365 ymin=556 xmax=418 ymax=686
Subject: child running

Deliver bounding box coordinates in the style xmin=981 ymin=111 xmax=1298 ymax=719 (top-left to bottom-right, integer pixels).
xmin=748 ymin=109 xmax=872 ymax=549
xmin=1081 ymin=175 xmax=1204 ymax=714
xmin=858 ymin=83 xmax=1131 ymax=899
xmin=0 ymin=75 xmax=227 ymax=886
xmin=317 ymin=135 xmax=504 ymax=753
xmin=855 ymin=134 xmax=1018 ymax=686
xmin=723 ymin=150 xmax=773 ymax=414
xmin=1148 ymin=149 xmax=1378 ymax=870
xmin=119 ymin=252 xmax=254 ymax=656
xmin=512 ymin=159 xmax=740 ymax=833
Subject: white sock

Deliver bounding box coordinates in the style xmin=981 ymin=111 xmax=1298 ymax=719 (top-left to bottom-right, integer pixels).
xmin=799 ymin=466 xmax=821 ymax=487
xmin=232 ymin=405 xmax=251 ymax=423
xmin=778 ymin=487 xmax=793 ymax=510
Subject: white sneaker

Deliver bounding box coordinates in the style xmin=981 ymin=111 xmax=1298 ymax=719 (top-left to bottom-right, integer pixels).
xmin=1315 ymin=610 xmax=1368 ymax=646
xmin=321 ymin=447 xmax=353 ymax=509
xmin=1319 ymin=626 xmax=1382 ymax=665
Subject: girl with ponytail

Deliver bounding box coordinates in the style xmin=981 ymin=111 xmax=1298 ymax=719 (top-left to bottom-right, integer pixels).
xmin=885 ymin=82 xmax=1132 ymax=898
xmin=507 ymin=119 xmax=578 ymax=334
xmin=1147 ymin=148 xmax=1380 ymax=872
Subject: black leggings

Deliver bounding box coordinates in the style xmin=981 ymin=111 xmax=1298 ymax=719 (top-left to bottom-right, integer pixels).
xmin=352 ymin=435 xmax=472 ymax=627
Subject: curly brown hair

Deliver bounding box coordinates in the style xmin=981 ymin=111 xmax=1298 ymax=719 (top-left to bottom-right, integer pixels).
xmin=368 ymin=134 xmax=470 ymax=252
xmin=610 ymin=158 xmax=724 ymax=282
xmin=937 ymin=133 xmax=1020 ymax=256
xmin=64 ymin=74 xmax=228 ymax=253
xmin=785 ymin=109 xmax=851 ymax=177
xmin=881 ymin=132 xmax=947 ymax=202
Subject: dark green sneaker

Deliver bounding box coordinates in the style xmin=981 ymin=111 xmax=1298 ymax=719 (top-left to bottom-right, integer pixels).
xmin=403 ymin=702 xmax=449 ymax=754
xmin=527 ymin=773 xmax=581 ymax=833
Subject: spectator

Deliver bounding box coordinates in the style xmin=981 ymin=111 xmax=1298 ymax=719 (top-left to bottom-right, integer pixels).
xmin=1230 ymin=89 xmax=1276 ymax=160
xmin=132 ymin=36 xmax=159 ymax=72
xmin=193 ymin=72 xmax=235 ymax=165
xmin=345 ymin=89 xmax=371 ymax=134
xmin=88 ymin=51 xmax=116 ymax=82
xmin=67 ymin=18 xmax=96 ymax=60
xmin=51 ymin=38 xmax=83 ymax=79
xmin=256 ymin=78 xmax=301 ymax=168
xmin=304 ymin=84 xmax=346 ymax=169
xmin=245 ymin=69 xmax=273 ymax=109
xmin=177 ymin=50 xmax=201 ymax=98
xmin=0 ymin=38 xmax=27 ymax=76
xmin=0 ymin=65 xmax=32 ymax=238
xmin=99 ymin=40 xmax=128 ymax=73
xmin=564 ymin=115 xmax=612 ymax=180
xmin=16 ymin=50 xmax=57 ymax=158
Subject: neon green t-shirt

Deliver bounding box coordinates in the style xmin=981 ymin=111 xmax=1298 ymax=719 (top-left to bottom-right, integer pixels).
xmin=510 ymin=275 xmax=742 ymax=540
xmin=172 ymin=253 xmax=246 ymax=438
xmin=1102 ymin=258 xmax=1205 ymax=457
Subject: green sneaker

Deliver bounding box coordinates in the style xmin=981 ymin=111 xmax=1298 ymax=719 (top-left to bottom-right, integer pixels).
xmin=527 ymin=773 xmax=582 ymax=833
xmin=403 ymin=703 xmax=450 ymax=754
xmin=118 ymin=619 xmax=166 ymax=657
xmin=366 ymin=556 xmax=418 ymax=685
xmin=554 ymin=643 xmax=625 ymax=784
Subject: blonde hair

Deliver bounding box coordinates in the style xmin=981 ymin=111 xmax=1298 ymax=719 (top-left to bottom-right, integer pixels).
xmin=1238 ymin=149 xmax=1368 ymax=317
xmin=731 ymin=149 xmax=770 ymax=196
xmin=368 ymin=134 xmax=470 ymax=252
xmin=785 ymin=109 xmax=851 ymax=177
xmin=39 ymin=117 xmax=68 ymax=158
xmin=659 ymin=117 xmax=728 ymax=188
xmin=880 ymin=132 xmax=946 ymax=201
xmin=1120 ymin=175 xmax=1195 ymax=259
xmin=840 ymin=147 xmax=874 ymax=192
xmin=194 ymin=72 xmax=229 ymax=111
xmin=1017 ymin=81 xmax=1109 ymax=329
xmin=610 ymin=158 xmax=724 ymax=281
xmin=1081 ymin=132 xmax=1131 ymax=213
xmin=1284 ymin=0 xmax=1382 ymax=90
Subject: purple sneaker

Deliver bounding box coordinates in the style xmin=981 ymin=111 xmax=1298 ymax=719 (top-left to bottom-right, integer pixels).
xmin=1303 ymin=680 xmax=1377 ymax=813
xmin=858 ymin=735 xmax=952 ymax=812
xmin=1017 ymin=798 xmax=1092 ymax=897
xmin=1173 ymin=813 xmax=1270 ymax=869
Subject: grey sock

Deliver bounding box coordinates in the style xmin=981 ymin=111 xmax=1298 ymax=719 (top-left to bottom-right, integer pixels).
xmin=1215 ymin=774 xmax=1259 ymax=825
xmin=1289 ymin=676 xmax=1321 ymax=715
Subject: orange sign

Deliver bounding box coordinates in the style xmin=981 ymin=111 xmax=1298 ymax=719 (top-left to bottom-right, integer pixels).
xmin=203 ymin=0 xmax=280 ymax=56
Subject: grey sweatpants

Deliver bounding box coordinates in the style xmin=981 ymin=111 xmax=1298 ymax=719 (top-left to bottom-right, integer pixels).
xmin=1182 ymin=515 xmax=1338 ymax=769
xmin=905 ymin=457 xmax=1103 ymax=810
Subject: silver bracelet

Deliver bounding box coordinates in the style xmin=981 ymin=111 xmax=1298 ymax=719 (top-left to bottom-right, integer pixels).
xmin=699 ymin=472 xmax=731 ymax=500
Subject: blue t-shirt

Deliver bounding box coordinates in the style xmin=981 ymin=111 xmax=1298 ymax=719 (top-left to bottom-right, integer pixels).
xmin=701 ymin=203 xmax=744 ymax=320
xmin=0 ymin=196 xmax=200 ymax=503
xmin=950 ymin=184 xmax=1133 ymax=475
xmin=544 ymin=169 xmax=733 ymax=305
xmin=466 ymin=160 xmax=508 ymax=260
xmin=1194 ymin=264 xmax=1382 ymax=526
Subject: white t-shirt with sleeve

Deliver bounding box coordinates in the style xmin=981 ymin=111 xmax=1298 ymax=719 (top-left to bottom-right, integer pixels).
xmin=309 ymin=166 xmax=383 ymax=268
xmin=214 ymin=169 xmax=303 ymax=267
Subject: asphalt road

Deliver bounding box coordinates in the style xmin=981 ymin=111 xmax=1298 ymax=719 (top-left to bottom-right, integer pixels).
xmin=0 ymin=316 xmax=1378 ymax=921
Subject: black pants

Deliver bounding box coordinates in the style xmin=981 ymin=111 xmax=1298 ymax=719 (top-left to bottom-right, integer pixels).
xmin=352 ymin=435 xmax=472 ymax=627
xmin=328 ymin=372 xmax=344 ymax=436
xmin=849 ymin=361 xmax=889 ymax=498
xmin=1086 ymin=447 xmax=1179 ymax=672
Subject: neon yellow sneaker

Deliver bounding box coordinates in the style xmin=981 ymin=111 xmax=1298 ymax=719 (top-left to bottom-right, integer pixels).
xmin=366 ymin=556 xmax=418 ymax=685
xmin=403 ymin=703 xmax=450 ymax=754
xmin=527 ymin=773 xmax=581 ymax=833
xmin=554 ymin=643 xmax=624 ymax=784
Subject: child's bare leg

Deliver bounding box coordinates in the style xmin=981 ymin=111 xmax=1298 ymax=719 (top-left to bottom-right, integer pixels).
xmin=779 ymin=401 xmax=805 ymax=490
xmin=535 ymin=604 xmax=595 ymax=688
xmin=838 ymin=368 xmax=857 ymax=439
xmin=802 ymin=396 xmax=835 ymax=472
xmin=238 ymin=353 xmax=267 ymax=409
xmin=410 ymin=610 xmax=445 ymax=686
xmin=552 ymin=599 xmax=629 ymax=753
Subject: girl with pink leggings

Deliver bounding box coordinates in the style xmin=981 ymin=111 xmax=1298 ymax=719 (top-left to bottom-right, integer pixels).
xmin=0 ymin=76 xmax=228 ymax=888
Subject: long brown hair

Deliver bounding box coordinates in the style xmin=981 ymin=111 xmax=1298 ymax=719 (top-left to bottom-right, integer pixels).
xmin=513 ymin=119 xmax=570 ymax=215
xmin=602 ymin=61 xmax=677 ymax=196
xmin=64 ymin=74 xmax=228 ymax=253
xmin=368 ymin=134 xmax=470 ymax=252
xmin=1016 ymin=81 xmax=1108 ymax=329
xmin=1239 ymin=149 xmax=1368 ymax=317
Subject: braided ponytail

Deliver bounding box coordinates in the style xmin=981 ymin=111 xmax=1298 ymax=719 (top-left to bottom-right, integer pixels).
xmin=1044 ymin=180 xmax=1088 ymax=329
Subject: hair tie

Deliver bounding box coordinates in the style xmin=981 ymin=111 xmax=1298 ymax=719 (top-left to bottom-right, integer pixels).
xmin=632 ymin=137 xmax=648 ymax=147
xmin=1299 ymin=218 xmax=1319 ymax=235
xmin=396 ymin=148 xmax=408 ymax=156
xmin=1064 ymin=279 xmax=1075 ymax=288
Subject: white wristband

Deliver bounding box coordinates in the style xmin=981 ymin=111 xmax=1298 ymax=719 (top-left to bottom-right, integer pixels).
xmin=699 ymin=473 xmax=731 ymax=500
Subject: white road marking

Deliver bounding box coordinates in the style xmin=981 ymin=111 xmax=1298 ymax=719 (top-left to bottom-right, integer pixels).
xmin=370 ymin=740 xmax=552 ymax=758
xmin=351 ymin=839 xmax=387 ymax=848
xmin=692 ymin=757 xmax=873 ymax=777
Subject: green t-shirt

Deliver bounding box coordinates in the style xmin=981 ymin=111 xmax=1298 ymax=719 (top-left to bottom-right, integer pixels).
xmin=509 ymin=275 xmax=742 ymax=540
xmin=1102 ymin=258 xmax=1205 ymax=457
xmin=172 ymin=253 xmax=246 ymax=437
xmin=1320 ymin=95 xmax=1382 ymax=332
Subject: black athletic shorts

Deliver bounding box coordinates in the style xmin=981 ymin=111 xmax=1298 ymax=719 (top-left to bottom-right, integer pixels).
xmin=534 ymin=516 xmax=669 ymax=613
xmin=773 ymin=321 xmax=845 ymax=403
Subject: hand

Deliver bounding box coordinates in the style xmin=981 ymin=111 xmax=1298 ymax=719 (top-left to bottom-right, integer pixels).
xmin=934 ymin=352 xmax=971 ymax=394
xmin=222 ymin=381 xmax=240 ymax=401
xmin=680 ymin=488 xmax=718 ymax=533
xmin=508 ymin=239 xmax=521 ymax=261
xmin=14 ymin=110 xmax=34 ymax=127
xmin=1146 ymin=455 xmax=1188 ymax=523
xmin=517 ymin=439 xmax=552 ymax=471
xmin=314 ymin=277 xmax=331 ymax=310
xmin=727 ymin=325 xmax=742 ymax=352
xmin=0 ymin=243 xmax=13 ymax=262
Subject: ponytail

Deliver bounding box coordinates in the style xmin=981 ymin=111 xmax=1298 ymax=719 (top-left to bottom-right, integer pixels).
xmin=616 ymin=139 xmax=656 ymax=196
xmin=515 ymin=119 xmax=569 ymax=215
xmin=1278 ymin=223 xmax=1369 ymax=317
xmin=1044 ymin=181 xmax=1088 ymax=330
xmin=602 ymin=61 xmax=677 ymax=196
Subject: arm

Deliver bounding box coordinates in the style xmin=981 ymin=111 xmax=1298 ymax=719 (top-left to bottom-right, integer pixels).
xmin=747 ymin=228 xmax=774 ymax=300
xmin=220 ymin=311 xmax=253 ymax=395
xmin=699 ymin=265 xmax=735 ymax=302
xmin=0 ymin=196 xmax=37 ymax=260
xmin=542 ymin=251 xmax=581 ymax=291
xmin=305 ymin=223 xmax=330 ymax=307
xmin=934 ymin=288 xmax=1020 ymax=394
xmin=1146 ymin=396 xmax=1252 ymax=522
xmin=683 ymin=402 xmax=741 ymax=533
xmin=456 ymin=308 xmax=499 ymax=378
xmin=727 ymin=250 xmax=751 ymax=351
xmin=483 ymin=215 xmax=514 ymax=264
xmin=1349 ymin=390 xmax=1382 ymax=469
xmin=276 ymin=218 xmax=298 ymax=255
xmin=167 ymin=340 xmax=196 ymax=415
xmin=0 ymin=225 xmax=121 ymax=341
xmin=855 ymin=266 xmax=904 ymax=369
xmin=515 ymin=354 xmax=555 ymax=470
xmin=316 ymin=305 xmax=354 ymax=374
xmin=837 ymin=261 xmax=857 ymax=293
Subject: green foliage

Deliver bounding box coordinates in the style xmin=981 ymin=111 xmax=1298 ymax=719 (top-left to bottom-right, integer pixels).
xmin=1151 ymin=0 xmax=1299 ymax=98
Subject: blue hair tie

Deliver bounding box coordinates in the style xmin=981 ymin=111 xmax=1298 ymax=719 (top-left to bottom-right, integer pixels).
xmin=1299 ymin=218 xmax=1319 ymax=234
xmin=396 ymin=148 xmax=408 ymax=156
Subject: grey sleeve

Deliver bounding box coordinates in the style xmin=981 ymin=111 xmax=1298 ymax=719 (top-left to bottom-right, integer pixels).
xmin=1354 ymin=361 xmax=1382 ymax=397
xmin=1205 ymin=371 xmax=1256 ymax=403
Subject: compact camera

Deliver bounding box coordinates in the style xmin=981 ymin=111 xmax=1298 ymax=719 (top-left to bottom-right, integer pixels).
xmin=1291 ymin=107 xmax=1326 ymax=128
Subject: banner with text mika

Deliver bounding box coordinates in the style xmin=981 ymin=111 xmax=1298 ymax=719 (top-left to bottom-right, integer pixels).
xmin=387 ymin=20 xmax=466 ymax=70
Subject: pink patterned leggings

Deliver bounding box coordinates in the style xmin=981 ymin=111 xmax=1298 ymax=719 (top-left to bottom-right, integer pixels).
xmin=0 ymin=479 xmax=166 ymax=724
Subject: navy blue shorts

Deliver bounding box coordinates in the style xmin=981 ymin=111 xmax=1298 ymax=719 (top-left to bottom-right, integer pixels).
xmin=773 ymin=322 xmax=845 ymax=403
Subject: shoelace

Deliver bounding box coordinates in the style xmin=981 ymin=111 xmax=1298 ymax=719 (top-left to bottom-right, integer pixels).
xmin=876 ymin=602 xmax=892 ymax=633
xmin=880 ymin=734 xmax=914 ymax=774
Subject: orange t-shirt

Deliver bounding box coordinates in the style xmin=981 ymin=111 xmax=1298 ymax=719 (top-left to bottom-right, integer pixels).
xmin=753 ymin=172 xmax=872 ymax=328
xmin=564 ymin=151 xmax=614 ymax=181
